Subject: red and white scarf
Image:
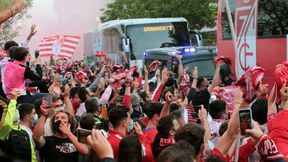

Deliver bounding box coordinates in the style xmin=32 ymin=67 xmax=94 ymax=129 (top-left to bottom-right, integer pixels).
xmin=160 ymin=138 xmax=175 ymax=147
xmin=236 ymin=66 xmax=265 ymax=102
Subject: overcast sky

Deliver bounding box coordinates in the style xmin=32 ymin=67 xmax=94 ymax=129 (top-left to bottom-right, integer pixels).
xmin=14 ymin=0 xmax=114 ymax=60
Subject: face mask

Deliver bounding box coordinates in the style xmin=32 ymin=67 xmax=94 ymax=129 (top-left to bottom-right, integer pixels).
xmin=53 ymin=120 xmax=62 ymax=134
xmin=31 ymin=114 xmax=38 ymax=126
xmin=128 ymin=120 xmax=134 ymax=132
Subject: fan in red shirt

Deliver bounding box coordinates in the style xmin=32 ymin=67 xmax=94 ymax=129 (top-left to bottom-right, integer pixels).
xmin=143 ymin=103 xmax=163 ymax=146
xmin=107 ymin=107 xmax=132 ymax=159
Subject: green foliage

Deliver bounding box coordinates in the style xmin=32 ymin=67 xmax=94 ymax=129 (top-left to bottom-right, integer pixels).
xmin=0 ymin=0 xmax=33 ymax=43
xmin=201 ymin=31 xmax=216 ymax=46
xmin=0 ymin=0 xmax=11 ymax=11
xmin=101 ymin=0 xmax=217 ymax=30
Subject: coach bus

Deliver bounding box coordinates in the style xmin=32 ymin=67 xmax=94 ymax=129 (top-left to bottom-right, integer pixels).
xmin=91 ymin=18 xmax=191 ymax=65
xmin=217 ymin=0 xmax=288 ymax=85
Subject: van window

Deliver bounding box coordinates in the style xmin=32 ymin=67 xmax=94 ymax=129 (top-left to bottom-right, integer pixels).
xmin=183 ymin=60 xmax=215 ymax=78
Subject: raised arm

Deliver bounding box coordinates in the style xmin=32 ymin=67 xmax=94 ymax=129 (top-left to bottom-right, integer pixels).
xmin=152 ymin=67 xmax=168 ymax=102
xmin=21 ymin=24 xmax=37 ymax=47
xmin=267 ymin=84 xmax=277 ymax=116
xmin=191 ymin=66 xmax=198 ymax=89
xmin=87 ymin=129 xmax=114 ymax=161
xmin=159 ymin=92 xmax=172 ymax=118
xmin=143 ymin=66 xmax=150 ymax=94
xmin=89 ymin=67 xmax=105 ymax=92
xmin=0 ymin=0 xmax=25 ymax=24
xmin=208 ymin=62 xmax=221 ymax=93
xmin=122 ymin=75 xmax=133 ymax=113
xmin=215 ymin=91 xmax=243 ymax=156
xmin=33 ymin=100 xmax=51 ymax=148
xmin=246 ymin=122 xmax=285 ymax=162
xmin=198 ymin=105 xmax=211 ymax=142
xmin=62 ymin=84 xmax=74 ymax=115
xmin=0 ymin=89 xmax=20 ymax=140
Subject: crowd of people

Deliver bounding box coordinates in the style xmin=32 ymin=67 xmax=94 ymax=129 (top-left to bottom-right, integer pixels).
xmin=1 ymin=1 xmax=288 ymax=162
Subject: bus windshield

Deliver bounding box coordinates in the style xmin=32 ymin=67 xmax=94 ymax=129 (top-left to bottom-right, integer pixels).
xmin=126 ymin=22 xmax=191 ymax=60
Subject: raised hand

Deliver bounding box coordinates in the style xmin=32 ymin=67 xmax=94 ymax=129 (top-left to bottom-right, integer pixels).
xmin=165 ymin=91 xmax=173 ymax=103
xmin=192 ymin=66 xmax=198 ymax=79
xmin=175 ymin=52 xmax=182 ymax=61
xmin=30 ymin=24 xmax=37 ymax=36
xmin=40 ymin=99 xmax=53 ymax=116
xmin=61 ymin=84 xmax=70 ymax=99
xmin=59 ymin=121 xmax=71 ymax=136
xmin=10 ymin=88 xmax=20 ymax=100
xmin=198 ymin=105 xmax=208 ymax=120
xmin=87 ymin=129 xmax=114 ymax=159
xmin=245 ymin=121 xmax=263 ymax=142
xmin=134 ymin=122 xmax=143 ymax=136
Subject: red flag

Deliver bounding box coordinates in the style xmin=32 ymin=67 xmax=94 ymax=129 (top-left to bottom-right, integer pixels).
xmin=38 ymin=35 xmax=80 ymax=59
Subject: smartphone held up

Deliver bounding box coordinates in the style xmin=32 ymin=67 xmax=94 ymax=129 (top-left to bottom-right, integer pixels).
xmin=77 ymin=128 xmax=92 ymax=144
xmin=44 ymin=94 xmax=53 ymax=108
xmin=239 ymin=108 xmax=253 ymax=137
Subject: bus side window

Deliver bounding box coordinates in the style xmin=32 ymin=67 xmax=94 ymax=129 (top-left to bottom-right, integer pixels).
xmin=257 ymin=0 xmax=288 ymax=37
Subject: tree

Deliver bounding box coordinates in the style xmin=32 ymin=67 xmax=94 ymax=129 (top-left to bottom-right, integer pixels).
xmin=0 ymin=0 xmax=33 ymax=43
xmin=100 ymin=0 xmax=217 ymax=30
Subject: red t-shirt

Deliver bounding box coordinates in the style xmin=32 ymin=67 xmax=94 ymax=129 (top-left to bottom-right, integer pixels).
xmin=227 ymin=137 xmax=255 ymax=162
xmin=71 ymin=99 xmax=80 ymax=115
xmin=138 ymin=134 xmax=155 ymax=162
xmin=107 ymin=130 xmax=125 ymax=159
xmin=267 ymin=110 xmax=288 ymax=158
xmin=212 ymin=148 xmax=226 ymax=161
xmin=144 ymin=127 xmax=158 ymax=147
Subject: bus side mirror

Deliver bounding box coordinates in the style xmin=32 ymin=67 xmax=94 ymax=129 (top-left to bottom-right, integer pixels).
xmin=189 ymin=30 xmax=202 ymax=47
xmin=122 ymin=38 xmax=131 ymax=53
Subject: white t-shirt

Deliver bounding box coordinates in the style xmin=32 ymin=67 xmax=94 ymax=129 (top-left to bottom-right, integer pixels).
xmin=44 ymin=117 xmax=53 ymax=136
xmin=76 ymin=103 xmax=86 ymax=117
xmin=208 ymin=114 xmax=225 ymax=146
